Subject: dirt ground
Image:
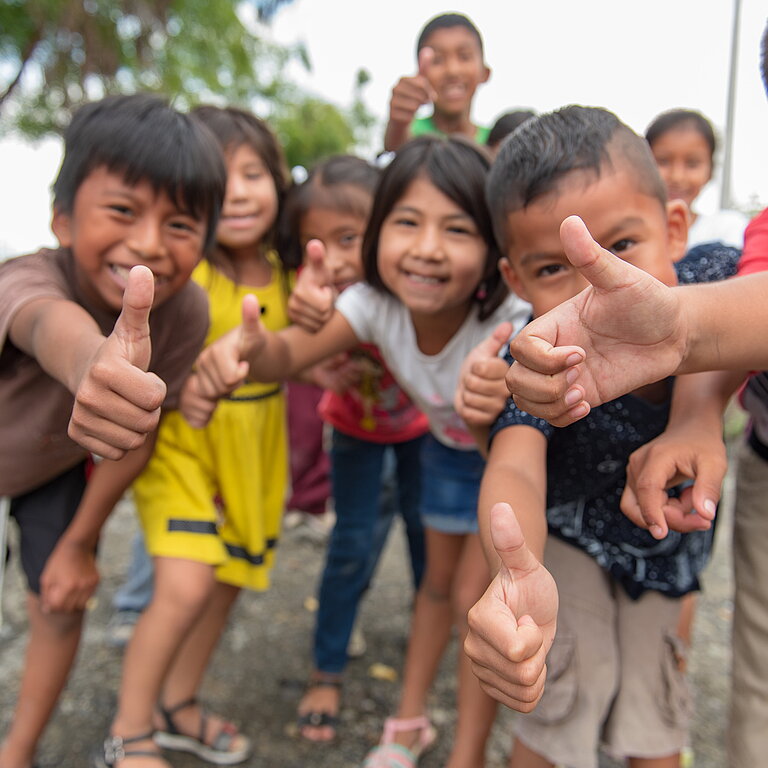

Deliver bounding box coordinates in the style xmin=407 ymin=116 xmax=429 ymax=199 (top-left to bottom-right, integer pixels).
xmin=0 ymin=457 xmax=735 ymax=768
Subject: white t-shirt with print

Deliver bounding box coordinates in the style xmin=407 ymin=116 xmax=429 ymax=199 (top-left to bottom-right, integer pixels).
xmin=336 ymin=283 xmax=531 ymax=449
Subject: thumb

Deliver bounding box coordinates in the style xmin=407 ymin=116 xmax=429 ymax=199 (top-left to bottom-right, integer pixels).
xmin=490 ymin=502 xmax=538 ymax=576
xmin=477 ymin=322 xmax=513 ymax=358
xmin=418 ymin=46 xmax=435 ymax=77
xmin=112 ymin=265 xmax=154 ymax=371
xmin=560 ymin=215 xmax=648 ymax=293
xmin=238 ymin=293 xmax=264 ymax=358
xmin=304 ymin=239 xmax=331 ymax=286
xmin=689 ymin=459 xmax=723 ymax=523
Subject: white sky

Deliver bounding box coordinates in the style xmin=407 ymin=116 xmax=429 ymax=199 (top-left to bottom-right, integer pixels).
xmin=1 ymin=0 xmax=766 ymax=258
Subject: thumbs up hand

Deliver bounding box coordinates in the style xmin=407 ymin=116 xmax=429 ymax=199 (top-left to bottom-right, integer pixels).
xmin=465 ymin=502 xmax=558 ymax=712
xmin=288 ymin=239 xmax=336 ymax=333
xmin=389 ymin=47 xmax=438 ymax=127
xmin=68 ymin=265 xmax=166 ymax=459
xmin=194 ymin=293 xmax=265 ymax=400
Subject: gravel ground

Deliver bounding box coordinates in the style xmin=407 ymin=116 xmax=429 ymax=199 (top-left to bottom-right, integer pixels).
xmin=0 ymin=450 xmax=736 ymax=768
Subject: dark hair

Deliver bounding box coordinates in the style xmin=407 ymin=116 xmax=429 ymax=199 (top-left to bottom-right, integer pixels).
xmin=362 ymin=135 xmax=506 ymax=321
xmin=53 ymin=93 xmax=226 ymax=254
xmin=487 ymin=110 xmax=537 ymax=150
xmin=762 ymin=19 xmax=768 ymax=96
xmin=277 ymin=155 xmax=379 ymax=270
xmin=645 ymin=109 xmax=717 ymax=162
xmin=487 ymin=105 xmax=667 ymax=250
xmin=416 ymin=13 xmax=484 ymax=58
xmin=191 ymin=105 xmax=289 ymax=260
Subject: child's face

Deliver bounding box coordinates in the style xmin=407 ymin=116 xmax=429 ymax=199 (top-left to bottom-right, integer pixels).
xmin=377 ymin=176 xmax=486 ymax=321
xmin=501 ymin=164 xmax=687 ymax=318
xmin=300 ymin=206 xmax=366 ymax=292
xmin=52 ymin=166 xmax=206 ymax=313
xmin=650 ymin=127 xmax=712 ymax=209
xmin=421 ymin=27 xmax=489 ymax=118
xmin=217 ymin=143 xmax=279 ymax=253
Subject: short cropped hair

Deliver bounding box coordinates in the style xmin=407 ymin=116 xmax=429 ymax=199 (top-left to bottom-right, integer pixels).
xmin=362 ymin=135 xmax=506 ymax=321
xmin=487 ymin=105 xmax=667 ymax=251
xmin=487 ymin=109 xmax=537 ymax=151
xmin=645 ymin=109 xmax=717 ymax=162
xmin=277 ymin=155 xmax=379 ymax=270
xmin=416 ymin=13 xmax=484 ymax=58
xmin=53 ymin=93 xmax=226 ymax=254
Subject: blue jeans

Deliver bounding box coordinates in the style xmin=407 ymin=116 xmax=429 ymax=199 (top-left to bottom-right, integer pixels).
xmin=314 ymin=430 xmax=425 ymax=674
xmin=112 ymin=530 xmax=154 ymax=613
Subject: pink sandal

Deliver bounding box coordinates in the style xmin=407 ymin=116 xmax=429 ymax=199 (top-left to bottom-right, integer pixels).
xmin=362 ymin=715 xmax=437 ymax=767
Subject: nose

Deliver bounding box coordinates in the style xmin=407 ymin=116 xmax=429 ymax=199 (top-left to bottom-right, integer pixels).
xmin=412 ymin=224 xmax=442 ymax=260
xmin=226 ymin=170 xmax=248 ymax=202
xmin=127 ymin=216 xmax=166 ymax=259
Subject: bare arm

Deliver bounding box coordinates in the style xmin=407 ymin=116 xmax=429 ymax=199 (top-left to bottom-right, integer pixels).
xmin=39 ymin=433 xmax=156 ymax=613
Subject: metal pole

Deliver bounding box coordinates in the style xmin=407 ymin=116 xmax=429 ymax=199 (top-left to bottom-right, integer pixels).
xmin=721 ymin=0 xmax=742 ymax=209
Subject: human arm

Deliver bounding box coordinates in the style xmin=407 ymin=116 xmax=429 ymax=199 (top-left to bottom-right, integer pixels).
xmin=464 ymin=424 xmax=558 ymax=712
xmin=8 ymin=266 xmax=165 ymax=458
xmin=506 ymin=216 xmax=768 ymax=426
xmin=621 ymin=370 xmax=743 ymax=538
xmin=383 ymin=48 xmax=437 ymax=152
xmin=39 ymin=433 xmax=156 ymax=613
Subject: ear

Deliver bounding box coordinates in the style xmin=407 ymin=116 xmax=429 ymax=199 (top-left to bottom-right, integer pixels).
xmin=665 ymin=199 xmax=689 ymax=263
xmin=51 ymin=208 xmax=73 ymax=248
xmin=481 ymin=64 xmax=491 ymax=85
xmin=498 ymin=256 xmax=529 ymax=302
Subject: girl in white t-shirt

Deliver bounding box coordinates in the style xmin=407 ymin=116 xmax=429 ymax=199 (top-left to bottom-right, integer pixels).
xmin=645 ymin=108 xmax=748 ymax=250
xmin=193 ymin=135 xmax=530 ymax=768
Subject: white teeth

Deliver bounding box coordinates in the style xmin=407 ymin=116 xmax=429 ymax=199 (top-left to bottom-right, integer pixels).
xmin=110 ymin=264 xmax=167 ymax=284
xmin=409 ymin=273 xmax=441 ymax=284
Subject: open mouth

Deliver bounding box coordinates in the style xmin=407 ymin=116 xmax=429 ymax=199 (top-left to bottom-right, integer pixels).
xmin=221 ymin=213 xmax=259 ymax=227
xmin=404 ymin=269 xmax=446 ymax=285
xmin=109 ymin=264 xmax=169 ymax=286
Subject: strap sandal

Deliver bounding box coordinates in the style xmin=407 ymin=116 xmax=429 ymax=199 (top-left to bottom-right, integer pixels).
xmin=362 ymin=715 xmax=437 ymax=768
xmin=92 ymin=731 xmax=166 ymax=768
xmin=297 ymin=677 xmax=342 ymax=742
xmin=154 ymin=697 xmax=252 ymax=765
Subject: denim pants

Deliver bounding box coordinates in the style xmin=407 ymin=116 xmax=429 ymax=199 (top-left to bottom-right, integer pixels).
xmin=313 ymin=429 xmax=425 ymax=674
xmin=113 ymin=530 xmax=154 ymax=613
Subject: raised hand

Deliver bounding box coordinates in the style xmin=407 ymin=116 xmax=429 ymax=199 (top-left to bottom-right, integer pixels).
xmin=68 ymin=265 xmax=166 ymax=459
xmin=288 ymin=239 xmax=335 ymax=333
xmin=465 ymin=503 xmax=558 ymax=712
xmin=506 ymin=216 xmax=687 ymax=426
xmin=455 ymin=322 xmax=513 ymax=427
xmin=194 ymin=293 xmax=265 ymax=400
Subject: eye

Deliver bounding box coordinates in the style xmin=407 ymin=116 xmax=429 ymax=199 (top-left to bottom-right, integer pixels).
xmin=609 ymin=238 xmax=635 ymax=255
xmin=393 ymin=216 xmax=418 ymax=227
xmin=339 ymin=233 xmax=361 ymax=247
xmin=108 ymin=204 xmax=133 ymax=217
xmin=245 ymin=171 xmax=264 ymax=181
xmin=169 ymin=217 xmax=200 ymax=234
xmin=535 ymin=263 xmax=566 ymax=278
xmin=447 ymin=224 xmax=475 ymax=236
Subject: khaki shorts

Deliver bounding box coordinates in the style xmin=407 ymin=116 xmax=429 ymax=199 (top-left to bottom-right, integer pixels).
xmin=516 ymin=537 xmax=692 ymax=768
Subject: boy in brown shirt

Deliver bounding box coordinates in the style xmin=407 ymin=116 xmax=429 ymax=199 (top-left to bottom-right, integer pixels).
xmin=0 ymin=93 xmax=225 ymax=768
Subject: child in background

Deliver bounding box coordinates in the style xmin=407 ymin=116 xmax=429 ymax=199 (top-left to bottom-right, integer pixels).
xmin=278 ymin=155 xmax=429 ymax=744
xmin=646 ymin=108 xmax=747 ymax=249
xmin=486 ymin=110 xmax=537 ymax=156
xmin=0 ymin=94 xmax=224 ymax=768
xmin=471 ymin=106 xmax=712 ymax=768
xmin=383 ymin=13 xmax=491 ymax=152
xmin=194 ymin=135 xmax=531 ymax=768
xmin=97 ymin=105 xmax=290 ymax=767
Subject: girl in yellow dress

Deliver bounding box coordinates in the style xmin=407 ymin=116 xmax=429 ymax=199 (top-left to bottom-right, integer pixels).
xmin=99 ymin=106 xmax=290 ymax=768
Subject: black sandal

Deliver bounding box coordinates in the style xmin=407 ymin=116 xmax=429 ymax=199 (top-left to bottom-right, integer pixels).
xmin=92 ymin=731 xmax=164 ymax=767
xmin=154 ymin=697 xmax=252 ymax=765
xmin=297 ymin=677 xmax=342 ymax=742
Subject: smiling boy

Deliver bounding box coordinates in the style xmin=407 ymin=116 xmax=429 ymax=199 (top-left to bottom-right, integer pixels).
xmin=465 ymin=106 xmax=716 ymax=768
xmin=0 ymin=93 xmax=225 ymax=768
xmin=383 ymin=13 xmax=491 ymax=152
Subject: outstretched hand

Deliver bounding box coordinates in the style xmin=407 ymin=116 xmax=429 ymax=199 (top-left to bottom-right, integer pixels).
xmin=465 ymin=503 xmax=558 ymax=712
xmin=68 ymin=265 xmax=166 ymax=459
xmin=195 ymin=293 xmax=265 ymax=400
xmin=506 ymin=217 xmax=687 ymax=426
xmin=288 ymin=240 xmax=335 ymax=333
xmin=454 ymin=322 xmax=513 ymax=427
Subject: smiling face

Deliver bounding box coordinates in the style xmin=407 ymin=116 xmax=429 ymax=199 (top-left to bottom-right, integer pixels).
xmin=52 ymin=166 xmax=206 ymax=313
xmin=376 ymin=175 xmax=487 ymax=325
xmin=299 ymin=205 xmax=367 ymax=293
xmin=216 ymin=143 xmax=279 ymax=255
xmin=421 ymin=26 xmax=489 ymax=118
xmin=649 ymin=126 xmax=713 ymax=210
xmin=501 ymin=164 xmax=687 ymax=319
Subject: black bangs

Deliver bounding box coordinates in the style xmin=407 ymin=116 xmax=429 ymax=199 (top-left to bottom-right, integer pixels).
xmin=53 ymin=94 xmax=227 ymax=253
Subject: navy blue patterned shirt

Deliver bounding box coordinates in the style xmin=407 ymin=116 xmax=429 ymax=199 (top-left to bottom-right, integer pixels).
xmin=488 ymin=241 xmax=739 ymax=599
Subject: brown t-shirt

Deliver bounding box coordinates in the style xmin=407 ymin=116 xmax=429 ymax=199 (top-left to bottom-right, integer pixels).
xmin=0 ymin=248 xmax=209 ymax=497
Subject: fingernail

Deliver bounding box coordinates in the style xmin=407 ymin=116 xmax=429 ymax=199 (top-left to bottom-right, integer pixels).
xmin=650 ymin=524 xmax=665 ymax=539
xmin=564 ymin=388 xmax=582 ymax=406
xmin=565 ymin=353 xmax=583 ymax=366
xmin=703 ymin=499 xmax=717 ymax=519
xmin=566 ymin=367 xmax=579 ymax=386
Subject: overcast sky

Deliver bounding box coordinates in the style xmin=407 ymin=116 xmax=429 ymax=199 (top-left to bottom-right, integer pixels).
xmin=2 ymin=0 xmax=766 ymax=258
